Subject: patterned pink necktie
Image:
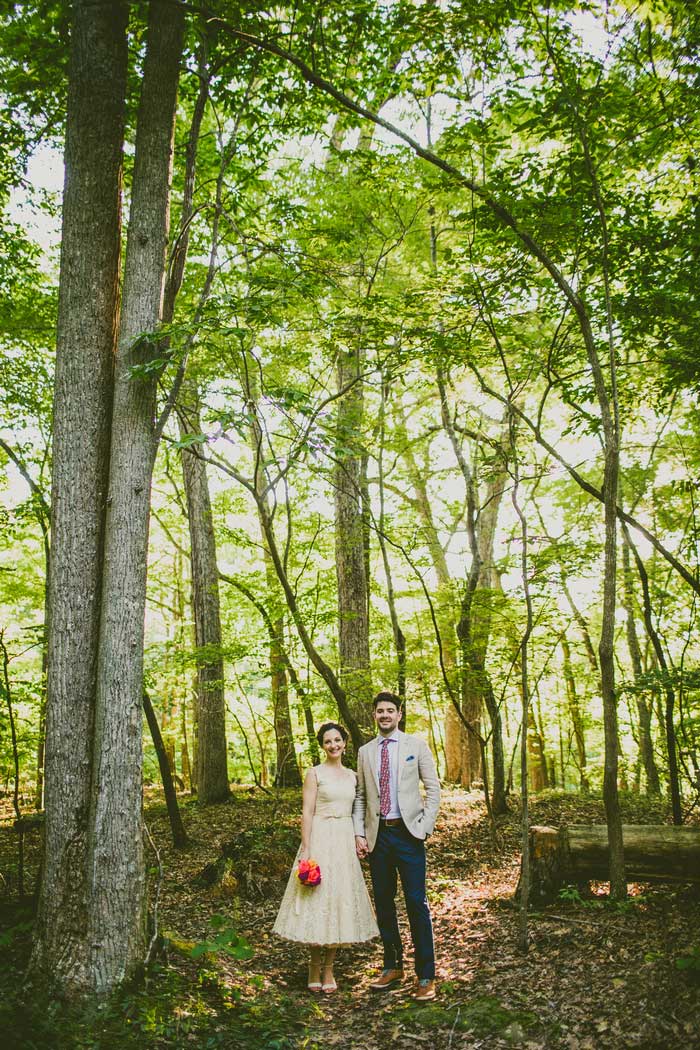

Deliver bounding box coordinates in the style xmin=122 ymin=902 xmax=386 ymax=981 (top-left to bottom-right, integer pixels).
xmin=379 ymin=739 xmax=391 ymax=816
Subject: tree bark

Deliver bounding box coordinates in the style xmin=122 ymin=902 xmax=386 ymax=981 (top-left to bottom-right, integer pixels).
xmin=142 ymin=692 xmax=188 ymax=848
xmin=377 ymin=377 xmax=406 ymax=702
xmin=621 ymin=535 xmax=660 ymax=795
xmin=269 ymin=622 xmax=301 ymax=786
xmin=560 ymin=636 xmax=589 ymax=792
xmin=31 ymin=0 xmax=128 ymax=996
xmin=90 ymin=2 xmax=185 ymax=991
xmin=392 ymin=399 xmax=462 ymax=775
xmin=239 ymin=358 xmax=302 ymax=785
xmin=179 ymin=387 xmax=230 ymax=803
xmin=527 ymin=705 xmax=548 ymax=791
xmin=623 ymin=526 xmax=682 ymax=823
xmin=441 ymin=376 xmax=508 ymax=808
xmin=334 ymin=344 xmax=373 ymax=736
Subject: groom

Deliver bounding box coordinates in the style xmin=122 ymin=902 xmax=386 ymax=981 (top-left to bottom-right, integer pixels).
xmin=353 ymin=691 xmax=441 ymax=1001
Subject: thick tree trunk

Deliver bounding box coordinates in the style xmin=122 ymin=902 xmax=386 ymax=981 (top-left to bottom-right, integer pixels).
xmin=31 ymin=0 xmax=128 ymax=996
xmin=179 ymin=388 xmax=230 ymax=803
xmin=334 ymin=345 xmax=372 ymax=736
xmin=90 ymin=3 xmax=185 ymax=991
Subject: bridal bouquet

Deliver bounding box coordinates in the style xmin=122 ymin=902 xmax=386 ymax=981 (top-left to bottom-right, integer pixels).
xmin=297 ymin=858 xmax=322 ymax=887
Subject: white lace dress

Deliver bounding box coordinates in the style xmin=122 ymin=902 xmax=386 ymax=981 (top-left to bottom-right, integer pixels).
xmin=273 ymin=765 xmax=379 ymax=946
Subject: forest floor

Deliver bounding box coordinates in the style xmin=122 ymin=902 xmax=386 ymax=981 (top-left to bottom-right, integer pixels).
xmin=1 ymin=787 xmax=699 ymax=1050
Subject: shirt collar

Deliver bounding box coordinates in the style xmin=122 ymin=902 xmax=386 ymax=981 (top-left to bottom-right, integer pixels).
xmin=376 ymin=730 xmax=400 ymax=744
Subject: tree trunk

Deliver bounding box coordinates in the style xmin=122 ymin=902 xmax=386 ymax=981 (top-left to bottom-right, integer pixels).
xmin=143 ymin=692 xmax=188 ymax=848
xmin=621 ymin=535 xmax=660 ymax=795
xmin=393 ymin=399 xmax=461 ymax=773
xmin=623 ymin=526 xmax=682 ymax=823
xmin=31 ymin=0 xmax=128 ymax=997
xmin=599 ymin=457 xmax=625 ymax=897
xmin=476 ymin=464 xmax=508 ymax=814
xmin=483 ymin=679 xmax=506 ymax=812
xmin=238 ymin=358 xmax=302 ymax=785
xmin=377 ymin=377 xmax=406 ymax=702
xmin=527 ymin=705 xmax=548 ymax=791
xmin=179 ymin=387 xmax=230 ymax=803
xmin=438 ymin=371 xmax=508 ymax=800
xmin=560 ymin=636 xmax=589 ymax=791
xmin=181 ymin=698 xmax=193 ymax=792
xmin=173 ymin=549 xmax=193 ymax=792
xmin=221 ymin=571 xmax=319 ymax=768
xmin=270 ymin=621 xmax=301 ymax=786
xmin=334 ymin=344 xmax=372 ymax=736
xmin=35 ymin=572 xmax=49 ymax=811
xmin=90 ymin=2 xmax=185 ymax=991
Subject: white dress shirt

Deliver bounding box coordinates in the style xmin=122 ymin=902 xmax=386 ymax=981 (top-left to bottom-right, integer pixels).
xmin=377 ymin=731 xmax=401 ymax=819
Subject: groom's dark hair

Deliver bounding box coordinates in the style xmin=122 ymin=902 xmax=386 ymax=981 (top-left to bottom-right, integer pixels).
xmin=373 ymin=690 xmax=402 ymax=710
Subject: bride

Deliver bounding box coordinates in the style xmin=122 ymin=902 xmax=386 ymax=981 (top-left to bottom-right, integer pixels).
xmin=273 ymin=722 xmax=378 ymax=992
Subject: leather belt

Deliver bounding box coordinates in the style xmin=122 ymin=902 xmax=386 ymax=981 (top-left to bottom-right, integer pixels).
xmin=379 ymin=817 xmax=404 ymax=828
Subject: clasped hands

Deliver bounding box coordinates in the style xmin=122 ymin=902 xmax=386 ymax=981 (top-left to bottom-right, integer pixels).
xmin=355 ymin=835 xmax=369 ymax=859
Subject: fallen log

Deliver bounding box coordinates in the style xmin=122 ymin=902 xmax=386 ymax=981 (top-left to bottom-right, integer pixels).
xmin=520 ymin=824 xmax=700 ymax=905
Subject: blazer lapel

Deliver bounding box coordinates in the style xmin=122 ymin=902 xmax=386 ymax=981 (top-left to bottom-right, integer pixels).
xmin=369 ymin=738 xmax=380 ymax=790
xmin=396 ymin=730 xmax=406 ymax=779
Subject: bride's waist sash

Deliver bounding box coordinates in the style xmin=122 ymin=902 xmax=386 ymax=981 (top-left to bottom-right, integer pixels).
xmin=314 ymin=806 xmax=352 ymax=819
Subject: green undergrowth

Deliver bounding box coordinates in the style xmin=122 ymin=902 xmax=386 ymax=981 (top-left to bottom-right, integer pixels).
xmin=393 ymin=994 xmax=538 ymax=1040
xmin=0 ymin=912 xmax=317 ymax=1050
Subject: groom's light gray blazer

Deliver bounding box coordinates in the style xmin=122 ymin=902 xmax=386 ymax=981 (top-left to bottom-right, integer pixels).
xmin=352 ymin=730 xmax=441 ymax=851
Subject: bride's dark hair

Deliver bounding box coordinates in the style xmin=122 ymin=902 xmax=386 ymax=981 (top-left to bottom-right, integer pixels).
xmin=316 ymin=721 xmax=349 ymax=746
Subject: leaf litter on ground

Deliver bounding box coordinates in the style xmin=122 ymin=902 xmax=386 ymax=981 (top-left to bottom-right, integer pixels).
xmin=0 ymin=786 xmax=698 ymax=1049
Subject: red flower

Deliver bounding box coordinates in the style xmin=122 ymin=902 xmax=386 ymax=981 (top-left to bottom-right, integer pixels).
xmin=297 ymin=858 xmax=322 ymax=887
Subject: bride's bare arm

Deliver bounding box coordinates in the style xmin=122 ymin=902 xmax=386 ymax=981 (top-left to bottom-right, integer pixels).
xmin=300 ymin=768 xmax=318 ymax=858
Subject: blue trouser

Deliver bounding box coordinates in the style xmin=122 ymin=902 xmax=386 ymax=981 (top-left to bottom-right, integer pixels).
xmin=368 ymin=822 xmax=435 ymax=979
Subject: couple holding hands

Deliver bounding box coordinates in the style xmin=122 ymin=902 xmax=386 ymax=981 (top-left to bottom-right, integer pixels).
xmin=273 ymin=691 xmax=441 ymax=1001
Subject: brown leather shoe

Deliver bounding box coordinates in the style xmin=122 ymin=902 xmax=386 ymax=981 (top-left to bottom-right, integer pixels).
xmin=369 ymin=968 xmax=404 ymax=991
xmin=413 ymin=979 xmax=436 ymax=1001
